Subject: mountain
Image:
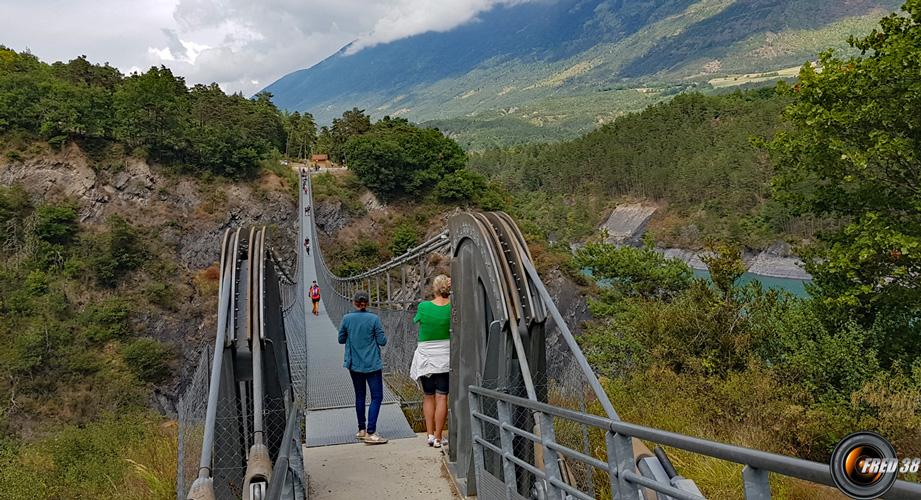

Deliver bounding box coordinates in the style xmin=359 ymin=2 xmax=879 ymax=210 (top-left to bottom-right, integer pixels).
xmin=264 ymin=0 xmax=900 ymax=147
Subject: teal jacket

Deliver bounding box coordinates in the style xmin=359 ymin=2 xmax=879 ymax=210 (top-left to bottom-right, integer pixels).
xmin=338 ymin=310 xmax=387 ymax=373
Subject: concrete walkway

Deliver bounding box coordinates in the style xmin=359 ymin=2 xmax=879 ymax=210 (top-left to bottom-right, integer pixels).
xmin=304 ymin=433 xmax=459 ymax=499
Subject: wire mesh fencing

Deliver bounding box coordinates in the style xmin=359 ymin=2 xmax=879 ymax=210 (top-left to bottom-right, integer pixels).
xmin=283 ymin=291 xmax=307 ymax=403
xmin=176 ymin=346 xmax=211 ymax=500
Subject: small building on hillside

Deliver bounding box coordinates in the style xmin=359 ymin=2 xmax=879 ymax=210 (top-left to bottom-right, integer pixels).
xmin=310 ymin=154 xmax=332 ymax=169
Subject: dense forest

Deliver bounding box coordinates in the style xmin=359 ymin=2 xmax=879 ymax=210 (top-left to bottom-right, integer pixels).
xmin=468 ymin=88 xmax=795 ymax=248
xmin=0 ymin=47 xmax=317 ymax=178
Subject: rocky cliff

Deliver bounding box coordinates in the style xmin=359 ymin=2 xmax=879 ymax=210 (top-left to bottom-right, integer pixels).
xmin=0 ymin=143 xmax=298 ymax=411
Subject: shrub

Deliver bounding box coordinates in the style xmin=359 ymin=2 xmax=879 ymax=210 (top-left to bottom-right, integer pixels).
xmin=575 ymin=243 xmax=693 ymax=301
xmin=473 ymin=187 xmax=507 ymax=211
xmin=80 ymin=297 xmax=132 ymax=342
xmin=354 ymin=240 xmax=380 ymax=260
xmin=33 ymin=204 xmax=78 ymax=245
xmin=344 ymin=118 xmax=466 ymax=199
xmin=91 ymin=215 xmax=147 ymax=287
xmin=193 ymin=265 xmax=220 ymax=296
xmin=433 ymin=169 xmax=488 ymax=203
xmin=389 ymin=223 xmax=418 ymax=256
xmin=0 ymin=413 xmax=163 ymax=499
xmin=9 ymin=326 xmax=44 ymax=374
xmin=0 ymin=185 xmax=31 ymax=234
xmin=24 ymin=270 xmax=49 ymax=295
xmin=144 ymin=281 xmax=175 ymax=310
xmin=122 ymin=338 xmax=172 ymax=384
xmin=333 ymin=261 xmax=366 ymax=277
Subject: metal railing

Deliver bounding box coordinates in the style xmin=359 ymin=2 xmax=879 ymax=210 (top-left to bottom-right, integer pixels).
xmin=469 ymin=386 xmax=921 ymax=500
xmin=265 ymin=392 xmax=306 ymax=500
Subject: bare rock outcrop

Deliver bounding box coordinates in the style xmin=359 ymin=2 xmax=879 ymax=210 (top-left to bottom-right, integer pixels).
xmin=601 ymin=204 xmax=657 ymax=246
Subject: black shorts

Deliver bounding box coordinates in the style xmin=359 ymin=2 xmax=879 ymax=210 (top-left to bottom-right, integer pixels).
xmin=311 ymin=298 xmax=320 ymax=304
xmin=419 ymin=372 xmax=449 ymax=395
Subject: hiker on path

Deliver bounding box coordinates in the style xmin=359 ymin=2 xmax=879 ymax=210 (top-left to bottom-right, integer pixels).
xmin=309 ymin=280 xmax=320 ymax=316
xmin=304 ymin=237 xmax=311 ymax=256
xmin=410 ymin=275 xmax=451 ymax=448
xmin=338 ymin=290 xmax=388 ymax=444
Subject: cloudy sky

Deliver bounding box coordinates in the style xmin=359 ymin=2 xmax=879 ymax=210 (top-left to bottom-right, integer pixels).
xmin=0 ymin=0 xmax=526 ymax=95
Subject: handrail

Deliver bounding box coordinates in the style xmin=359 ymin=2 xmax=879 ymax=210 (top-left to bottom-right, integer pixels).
xmin=469 ymin=385 xmax=921 ymax=499
xmin=519 ymin=256 xmax=618 ymax=420
xmin=252 ymin=228 xmax=266 ymax=443
xmin=197 ymin=229 xmax=235 ymax=477
xmin=185 ymin=228 xmax=240 ymax=499
xmin=264 ymin=397 xmax=302 ymax=500
xmin=324 ymin=231 xmax=450 ymax=286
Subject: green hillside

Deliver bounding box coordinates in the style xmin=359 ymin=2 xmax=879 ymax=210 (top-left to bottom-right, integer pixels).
xmin=265 ymin=0 xmax=901 ymax=148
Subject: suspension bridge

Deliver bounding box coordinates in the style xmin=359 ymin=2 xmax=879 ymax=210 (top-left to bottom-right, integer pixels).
xmin=174 ymin=173 xmax=921 ymax=500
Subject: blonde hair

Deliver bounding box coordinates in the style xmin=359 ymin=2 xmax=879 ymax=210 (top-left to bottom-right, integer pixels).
xmin=432 ymin=274 xmax=451 ymax=298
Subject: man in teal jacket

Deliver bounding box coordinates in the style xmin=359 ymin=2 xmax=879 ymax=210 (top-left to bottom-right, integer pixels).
xmin=338 ymin=290 xmax=389 ymax=444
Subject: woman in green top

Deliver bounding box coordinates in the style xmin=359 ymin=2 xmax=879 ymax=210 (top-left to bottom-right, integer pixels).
xmin=410 ymin=274 xmax=451 ymax=447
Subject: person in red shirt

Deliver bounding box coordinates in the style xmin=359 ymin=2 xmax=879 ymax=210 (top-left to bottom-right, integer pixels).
xmin=309 ymin=281 xmax=321 ymax=316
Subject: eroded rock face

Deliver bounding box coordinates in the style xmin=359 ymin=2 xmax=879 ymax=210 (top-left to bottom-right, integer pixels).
xmin=314 ymin=198 xmax=352 ymax=236
xmin=1 ymin=147 xmax=297 ymax=271
xmin=0 ymin=143 xmax=97 ymax=201
xmin=541 ymin=268 xmax=593 ymax=391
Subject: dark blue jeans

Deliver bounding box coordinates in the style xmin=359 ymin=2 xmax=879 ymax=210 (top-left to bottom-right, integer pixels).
xmin=349 ymin=369 xmax=383 ymax=434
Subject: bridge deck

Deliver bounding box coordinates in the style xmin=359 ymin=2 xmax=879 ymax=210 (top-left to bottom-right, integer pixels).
xmin=298 ymin=184 xmax=415 ymax=447
xmin=302 ymin=434 xmax=458 ymax=499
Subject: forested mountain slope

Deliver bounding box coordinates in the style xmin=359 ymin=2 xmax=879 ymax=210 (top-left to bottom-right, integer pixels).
xmin=265 ymin=0 xmax=900 ymax=146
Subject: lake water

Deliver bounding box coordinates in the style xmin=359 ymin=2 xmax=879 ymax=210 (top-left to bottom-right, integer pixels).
xmin=691 ymin=269 xmax=810 ymax=297
xmin=583 ymin=268 xmax=811 ymax=297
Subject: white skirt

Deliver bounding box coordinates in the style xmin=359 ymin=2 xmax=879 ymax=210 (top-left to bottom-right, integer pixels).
xmin=410 ymin=339 xmax=450 ymax=381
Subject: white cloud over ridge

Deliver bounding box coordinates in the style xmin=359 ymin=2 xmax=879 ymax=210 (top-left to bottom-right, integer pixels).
xmin=0 ymin=0 xmax=532 ymax=96
xmin=346 ymin=0 xmax=528 ymax=53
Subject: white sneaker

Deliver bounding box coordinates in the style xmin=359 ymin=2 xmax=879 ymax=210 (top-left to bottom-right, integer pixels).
xmin=433 ymin=439 xmax=442 ymax=448
xmin=363 ymin=433 xmax=388 ymax=445
xmin=356 ymin=430 xmax=367 ymax=439
xmin=427 ymin=434 xmax=436 ymax=447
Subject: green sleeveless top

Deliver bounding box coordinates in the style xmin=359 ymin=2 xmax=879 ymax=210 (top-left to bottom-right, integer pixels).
xmin=413 ymin=301 xmax=451 ymax=342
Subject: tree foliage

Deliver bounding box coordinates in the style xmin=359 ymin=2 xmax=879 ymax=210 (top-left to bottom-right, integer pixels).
xmin=433 ymin=169 xmax=490 ymax=203
xmin=283 ymin=110 xmax=317 ymax=159
xmin=575 ymin=243 xmax=692 ymax=301
xmin=469 ymin=90 xmax=791 ymax=247
xmin=113 ymin=66 xmax=187 ymax=160
xmin=768 ymin=0 xmax=921 ymax=365
xmin=0 ymin=47 xmax=294 ymax=178
xmin=343 ymin=116 xmax=467 ymax=199
xmin=311 ymin=107 xmax=373 ymax=163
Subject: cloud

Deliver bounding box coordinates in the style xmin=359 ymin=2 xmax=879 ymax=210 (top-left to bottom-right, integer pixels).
xmin=1 ymin=0 xmax=534 ymax=96
xmin=348 ymin=0 xmax=527 ymax=53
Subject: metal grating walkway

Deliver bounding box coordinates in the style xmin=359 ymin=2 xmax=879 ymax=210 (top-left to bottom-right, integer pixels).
xmin=290 ymin=181 xmax=415 ymax=447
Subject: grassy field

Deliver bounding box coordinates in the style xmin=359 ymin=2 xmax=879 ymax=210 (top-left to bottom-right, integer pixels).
xmin=708 ymin=65 xmax=804 ymax=88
